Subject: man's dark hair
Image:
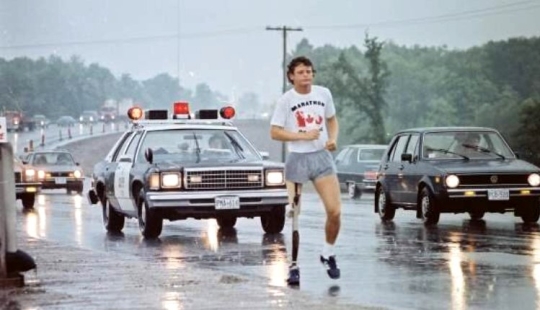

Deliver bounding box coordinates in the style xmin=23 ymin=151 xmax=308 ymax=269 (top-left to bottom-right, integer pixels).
xmin=287 ymin=56 xmax=316 ymax=84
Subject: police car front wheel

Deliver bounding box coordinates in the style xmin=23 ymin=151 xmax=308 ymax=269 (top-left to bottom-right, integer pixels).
xmin=138 ymin=190 xmax=163 ymax=239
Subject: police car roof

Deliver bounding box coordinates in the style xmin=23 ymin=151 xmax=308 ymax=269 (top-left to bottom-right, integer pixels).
xmin=131 ymin=120 xmax=237 ymax=132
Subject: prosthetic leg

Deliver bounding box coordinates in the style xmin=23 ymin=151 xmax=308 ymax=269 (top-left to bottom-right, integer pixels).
xmin=287 ymin=183 xmax=301 ymax=286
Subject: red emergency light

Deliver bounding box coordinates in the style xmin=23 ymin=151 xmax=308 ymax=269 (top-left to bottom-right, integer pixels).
xmin=220 ymin=106 xmax=235 ymax=119
xmin=174 ymin=102 xmax=190 ymax=115
xmin=127 ymin=106 xmax=144 ymax=120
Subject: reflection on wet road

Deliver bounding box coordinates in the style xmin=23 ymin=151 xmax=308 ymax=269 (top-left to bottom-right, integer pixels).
xmin=17 ymin=183 xmax=540 ymax=309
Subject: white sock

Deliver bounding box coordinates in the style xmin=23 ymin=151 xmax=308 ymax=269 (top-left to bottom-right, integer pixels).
xmin=322 ymin=242 xmax=334 ymax=258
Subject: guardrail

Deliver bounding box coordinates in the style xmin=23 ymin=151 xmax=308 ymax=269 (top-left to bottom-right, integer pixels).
xmin=23 ymin=122 xmax=128 ymax=153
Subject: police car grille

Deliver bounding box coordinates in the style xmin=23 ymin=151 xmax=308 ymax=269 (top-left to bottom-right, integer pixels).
xmin=185 ymin=169 xmax=263 ymax=190
xmin=14 ymin=172 xmax=22 ymax=183
xmin=457 ymin=174 xmax=529 ymax=187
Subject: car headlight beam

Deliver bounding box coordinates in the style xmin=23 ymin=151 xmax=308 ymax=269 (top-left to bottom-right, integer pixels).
xmin=528 ymin=173 xmax=540 ymax=187
xmin=266 ymin=171 xmax=284 ymax=186
xmin=161 ymin=173 xmax=181 ymax=188
xmin=25 ymin=169 xmax=36 ymax=181
xmin=445 ymin=174 xmax=460 ymax=188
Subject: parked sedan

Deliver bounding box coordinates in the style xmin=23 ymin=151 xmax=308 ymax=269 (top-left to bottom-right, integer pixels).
xmin=335 ymin=144 xmax=387 ymax=199
xmin=25 ymin=151 xmax=84 ymax=194
xmin=374 ymin=127 xmax=540 ymax=224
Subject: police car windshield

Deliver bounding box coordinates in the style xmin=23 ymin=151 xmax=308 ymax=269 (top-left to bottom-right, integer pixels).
xmin=137 ymin=129 xmax=261 ymax=164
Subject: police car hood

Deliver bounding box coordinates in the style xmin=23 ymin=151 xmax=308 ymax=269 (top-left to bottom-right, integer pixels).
xmin=155 ymin=160 xmax=283 ymax=170
xmin=432 ymin=159 xmax=539 ymax=174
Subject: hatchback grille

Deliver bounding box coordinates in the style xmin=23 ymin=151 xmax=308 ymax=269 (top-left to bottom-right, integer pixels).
xmin=185 ymin=168 xmax=264 ymax=190
xmin=457 ymin=174 xmax=529 ymax=187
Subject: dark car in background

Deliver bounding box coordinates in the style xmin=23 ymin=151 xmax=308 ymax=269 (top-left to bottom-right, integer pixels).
xmin=56 ymin=116 xmax=77 ymax=127
xmin=374 ymin=127 xmax=540 ymax=225
xmin=79 ymin=110 xmax=99 ymax=125
xmin=33 ymin=114 xmax=50 ymax=129
xmin=335 ymin=144 xmax=387 ymax=199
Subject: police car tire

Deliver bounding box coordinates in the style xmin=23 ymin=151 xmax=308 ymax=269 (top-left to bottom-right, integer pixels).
xmin=138 ymin=190 xmax=163 ymax=238
xmin=103 ymin=197 xmax=125 ymax=232
xmin=261 ymin=205 xmax=286 ymax=234
xmin=216 ymin=216 xmax=237 ymax=229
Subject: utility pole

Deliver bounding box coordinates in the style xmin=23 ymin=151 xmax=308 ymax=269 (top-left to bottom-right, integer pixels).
xmin=266 ymin=25 xmax=303 ymax=162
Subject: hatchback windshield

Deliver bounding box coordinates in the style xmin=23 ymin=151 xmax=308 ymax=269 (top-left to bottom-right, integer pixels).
xmin=422 ymin=131 xmax=515 ymax=160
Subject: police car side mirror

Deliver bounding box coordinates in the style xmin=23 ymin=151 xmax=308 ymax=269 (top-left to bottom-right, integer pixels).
xmin=145 ymin=148 xmax=153 ymax=164
xmin=514 ymin=151 xmax=520 ymax=159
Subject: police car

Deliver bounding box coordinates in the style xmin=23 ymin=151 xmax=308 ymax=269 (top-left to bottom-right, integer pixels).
xmin=88 ymin=102 xmax=288 ymax=238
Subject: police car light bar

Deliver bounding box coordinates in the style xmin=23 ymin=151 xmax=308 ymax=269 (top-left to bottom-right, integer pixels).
xmin=220 ymin=106 xmax=235 ymax=119
xmin=127 ymin=106 xmax=144 ymax=120
xmin=173 ymin=101 xmax=190 ymax=119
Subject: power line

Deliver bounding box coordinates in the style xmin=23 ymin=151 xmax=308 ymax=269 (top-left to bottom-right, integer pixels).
xmin=0 ymin=1 xmax=538 ymax=50
xmin=306 ymin=0 xmax=540 ymax=30
xmin=0 ymin=27 xmax=259 ymax=50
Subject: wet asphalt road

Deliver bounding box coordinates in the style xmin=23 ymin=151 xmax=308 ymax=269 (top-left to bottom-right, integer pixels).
xmin=15 ymin=182 xmax=540 ymax=310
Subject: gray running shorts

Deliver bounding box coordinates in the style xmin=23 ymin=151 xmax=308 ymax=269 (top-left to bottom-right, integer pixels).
xmin=285 ymin=149 xmax=337 ymax=183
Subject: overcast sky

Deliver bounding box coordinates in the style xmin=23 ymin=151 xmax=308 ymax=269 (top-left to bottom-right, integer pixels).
xmin=1 ymin=0 xmax=539 ymax=103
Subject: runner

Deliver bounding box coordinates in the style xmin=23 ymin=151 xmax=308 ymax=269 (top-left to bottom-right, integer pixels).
xmin=270 ymin=56 xmax=342 ymax=285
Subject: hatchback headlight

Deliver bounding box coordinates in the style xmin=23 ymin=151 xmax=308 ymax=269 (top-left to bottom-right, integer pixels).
xmin=73 ymin=170 xmax=82 ymax=178
xmin=161 ymin=173 xmax=181 ymax=188
xmin=445 ymin=175 xmax=460 ymax=188
xmin=266 ymin=170 xmax=284 ymax=186
xmin=528 ymin=173 xmax=540 ymax=187
xmin=38 ymin=170 xmax=45 ymax=179
xmin=25 ymin=169 xmax=36 ymax=181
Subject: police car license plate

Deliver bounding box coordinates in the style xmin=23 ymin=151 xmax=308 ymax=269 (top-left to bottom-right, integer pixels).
xmin=488 ymin=189 xmax=509 ymax=201
xmin=56 ymin=177 xmax=67 ymax=184
xmin=215 ymin=196 xmax=240 ymax=210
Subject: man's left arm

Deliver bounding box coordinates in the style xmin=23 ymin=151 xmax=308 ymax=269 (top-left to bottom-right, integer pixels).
xmin=325 ymin=115 xmax=339 ymax=151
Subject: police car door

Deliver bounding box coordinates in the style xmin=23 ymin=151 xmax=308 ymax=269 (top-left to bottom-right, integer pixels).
xmin=114 ymin=132 xmax=143 ymax=211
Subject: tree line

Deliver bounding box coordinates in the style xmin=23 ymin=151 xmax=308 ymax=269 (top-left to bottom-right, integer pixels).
xmin=1 ymin=35 xmax=539 ymax=164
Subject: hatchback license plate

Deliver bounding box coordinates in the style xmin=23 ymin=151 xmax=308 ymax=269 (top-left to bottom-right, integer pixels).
xmin=488 ymin=189 xmax=509 ymax=201
xmin=56 ymin=177 xmax=67 ymax=184
xmin=215 ymin=196 xmax=240 ymax=210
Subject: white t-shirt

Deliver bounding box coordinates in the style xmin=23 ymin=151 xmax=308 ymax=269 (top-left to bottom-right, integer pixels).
xmin=270 ymin=85 xmax=336 ymax=153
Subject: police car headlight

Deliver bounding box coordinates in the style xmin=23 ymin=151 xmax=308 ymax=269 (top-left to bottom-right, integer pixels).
xmin=528 ymin=173 xmax=540 ymax=187
xmin=266 ymin=170 xmax=284 ymax=186
xmin=73 ymin=170 xmax=82 ymax=179
xmin=161 ymin=173 xmax=181 ymax=188
xmin=25 ymin=169 xmax=36 ymax=182
xmin=445 ymin=175 xmax=460 ymax=188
